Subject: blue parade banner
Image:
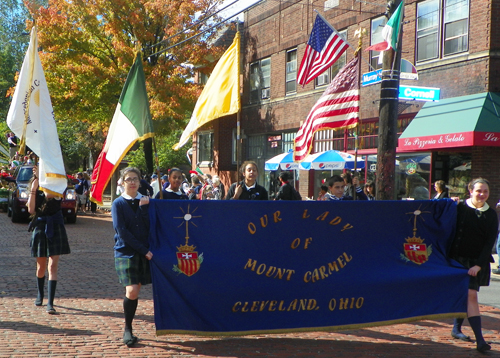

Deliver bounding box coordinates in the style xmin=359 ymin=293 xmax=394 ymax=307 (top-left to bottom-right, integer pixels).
xmin=148 ymin=199 xmax=468 ymax=336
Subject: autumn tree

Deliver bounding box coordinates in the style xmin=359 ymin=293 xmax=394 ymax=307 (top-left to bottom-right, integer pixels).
xmin=24 ymin=0 xmax=226 ymax=169
xmin=0 ymin=0 xmax=35 ymax=147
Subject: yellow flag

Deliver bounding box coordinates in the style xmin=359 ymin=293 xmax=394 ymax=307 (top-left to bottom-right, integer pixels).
xmin=174 ymin=32 xmax=240 ymax=150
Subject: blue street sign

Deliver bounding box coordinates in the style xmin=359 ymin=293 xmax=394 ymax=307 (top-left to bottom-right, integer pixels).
xmin=361 ymin=69 xmax=382 ymax=86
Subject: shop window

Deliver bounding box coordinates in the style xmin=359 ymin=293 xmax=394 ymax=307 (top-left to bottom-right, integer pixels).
xmin=286 ymin=49 xmax=297 ymax=94
xmin=250 ymin=58 xmax=271 ymax=102
xmin=416 ymin=0 xmax=469 ymax=62
xmin=316 ymin=30 xmax=347 ymax=87
xmin=197 ymin=131 xmax=213 ymax=165
xmin=370 ymin=16 xmax=387 ymax=70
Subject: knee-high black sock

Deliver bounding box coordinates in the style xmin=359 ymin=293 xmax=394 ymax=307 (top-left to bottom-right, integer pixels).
xmin=47 ymin=280 xmax=57 ymax=310
xmin=468 ymin=316 xmax=485 ymax=345
xmin=35 ymin=276 xmax=45 ymax=306
xmin=123 ymin=297 xmax=138 ymax=333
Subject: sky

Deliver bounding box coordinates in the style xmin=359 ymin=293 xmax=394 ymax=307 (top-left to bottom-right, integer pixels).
xmin=218 ymin=0 xmax=261 ymax=21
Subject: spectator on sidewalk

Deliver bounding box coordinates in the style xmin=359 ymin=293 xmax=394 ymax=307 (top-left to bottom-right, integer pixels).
xmin=75 ymin=172 xmax=89 ymax=214
xmin=112 ymin=167 xmax=152 ymax=347
xmin=155 ymin=168 xmax=188 ymax=200
xmin=7 ymin=132 xmax=18 ymax=159
xmin=27 ymin=165 xmax=70 ymax=314
xmin=325 ymin=175 xmax=367 ymax=201
xmin=433 ymin=180 xmax=449 ymax=199
xmin=449 ymin=178 xmax=498 ymax=353
xmin=274 ymin=172 xmax=301 ymax=200
xmin=138 ymin=175 xmax=153 ymax=197
xmin=150 ymin=174 xmax=160 ymax=198
xmin=225 ymin=161 xmax=268 ymax=200
xmin=317 ymin=185 xmax=328 ymax=201
xmin=364 ymin=180 xmax=376 ymax=201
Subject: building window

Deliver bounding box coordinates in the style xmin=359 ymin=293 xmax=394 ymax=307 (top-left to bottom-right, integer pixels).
xmin=316 ymin=30 xmax=347 ymax=87
xmin=197 ymin=131 xmax=213 ymax=165
xmin=370 ymin=16 xmax=387 ymax=70
xmin=282 ymin=132 xmax=295 ymax=153
xmin=417 ymin=0 xmax=469 ymax=62
xmin=286 ymin=49 xmax=297 ymax=94
xmin=443 ymin=0 xmax=469 ymax=55
xmin=198 ymin=72 xmax=209 ymax=85
xmin=250 ymin=58 xmax=271 ymax=102
xmin=248 ymin=135 xmax=265 ymax=159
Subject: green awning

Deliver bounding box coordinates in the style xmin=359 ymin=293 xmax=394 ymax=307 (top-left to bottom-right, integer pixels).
xmin=398 ymin=92 xmax=500 ymax=151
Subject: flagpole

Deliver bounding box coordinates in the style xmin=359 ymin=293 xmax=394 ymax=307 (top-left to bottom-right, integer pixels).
xmin=236 ymin=22 xmax=242 ymax=183
xmin=352 ymin=28 xmax=366 ymax=201
xmin=152 ymin=136 xmax=163 ymax=199
xmin=19 ymin=24 xmax=37 ymax=156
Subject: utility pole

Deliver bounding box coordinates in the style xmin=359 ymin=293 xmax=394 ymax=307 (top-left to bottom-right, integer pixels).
xmin=376 ymin=0 xmax=403 ymax=200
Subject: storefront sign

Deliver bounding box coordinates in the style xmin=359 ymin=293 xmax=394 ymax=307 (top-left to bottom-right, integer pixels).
xmin=398 ymin=132 xmax=474 ymax=150
xmin=399 ymin=86 xmax=440 ymax=101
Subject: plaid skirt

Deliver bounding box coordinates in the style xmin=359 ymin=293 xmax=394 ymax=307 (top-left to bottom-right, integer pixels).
xmin=31 ymin=222 xmax=71 ymax=257
xmin=453 ymin=255 xmax=490 ymax=291
xmin=115 ymin=254 xmax=151 ymax=287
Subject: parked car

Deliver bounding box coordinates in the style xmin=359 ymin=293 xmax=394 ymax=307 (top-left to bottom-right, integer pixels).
xmin=7 ymin=164 xmax=77 ymax=223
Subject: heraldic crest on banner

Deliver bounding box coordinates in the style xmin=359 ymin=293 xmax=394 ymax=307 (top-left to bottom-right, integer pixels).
xmin=172 ymin=205 xmax=204 ymax=276
xmin=401 ymin=208 xmax=432 ymax=265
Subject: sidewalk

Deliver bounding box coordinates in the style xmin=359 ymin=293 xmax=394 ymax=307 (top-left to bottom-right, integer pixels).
xmin=1 ymin=213 xmax=499 ymax=357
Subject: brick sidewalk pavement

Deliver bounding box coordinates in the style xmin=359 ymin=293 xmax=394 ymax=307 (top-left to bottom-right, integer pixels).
xmin=1 ymin=211 xmax=499 ymax=357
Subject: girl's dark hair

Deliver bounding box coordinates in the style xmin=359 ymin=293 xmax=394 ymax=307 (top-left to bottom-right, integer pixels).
xmin=169 ymin=167 xmax=182 ymax=176
xmin=120 ymin=167 xmax=141 ymax=181
xmin=240 ymin=161 xmax=258 ymax=174
xmin=468 ymin=178 xmax=490 ymax=191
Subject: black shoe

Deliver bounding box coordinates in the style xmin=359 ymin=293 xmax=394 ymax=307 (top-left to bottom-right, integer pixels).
xmin=35 ymin=296 xmax=43 ymax=306
xmin=477 ymin=342 xmax=491 ymax=353
xmin=451 ymin=332 xmax=470 ymax=341
xmin=46 ymin=306 xmax=56 ymax=314
xmin=492 ymin=268 xmax=500 ymax=275
xmin=123 ymin=331 xmax=138 ymax=347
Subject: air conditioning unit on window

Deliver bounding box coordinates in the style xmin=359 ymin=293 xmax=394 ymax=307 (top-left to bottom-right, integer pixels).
xmin=261 ymin=88 xmax=270 ymax=99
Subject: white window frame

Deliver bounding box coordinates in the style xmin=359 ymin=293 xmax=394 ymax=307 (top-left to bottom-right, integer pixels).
xmin=249 ymin=57 xmax=271 ymax=102
xmin=416 ymin=0 xmax=469 ymax=62
xmin=197 ymin=131 xmax=213 ymax=166
xmin=285 ymin=49 xmax=297 ymax=94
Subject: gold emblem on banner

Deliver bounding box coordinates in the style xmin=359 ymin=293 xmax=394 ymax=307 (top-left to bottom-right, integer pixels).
xmin=401 ymin=207 xmax=432 ymax=265
xmin=172 ymin=204 xmax=204 ymax=276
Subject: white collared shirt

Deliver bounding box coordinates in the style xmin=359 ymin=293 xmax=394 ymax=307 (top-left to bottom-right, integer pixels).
xmin=121 ymin=192 xmax=143 ymax=200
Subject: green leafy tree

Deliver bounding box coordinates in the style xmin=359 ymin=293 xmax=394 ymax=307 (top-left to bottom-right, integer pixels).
xmin=127 ymin=130 xmax=192 ymax=174
xmin=22 ymin=0 xmax=225 ymax=166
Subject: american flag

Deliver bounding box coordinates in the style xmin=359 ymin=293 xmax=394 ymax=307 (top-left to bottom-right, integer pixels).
xmin=297 ymin=14 xmax=349 ymax=86
xmin=294 ymin=55 xmax=359 ymax=162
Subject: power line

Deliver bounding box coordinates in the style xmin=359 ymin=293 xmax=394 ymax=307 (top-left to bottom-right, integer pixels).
xmin=146 ymin=0 xmax=383 ymax=57
xmin=144 ymin=0 xmax=241 ymax=50
xmin=147 ymin=0 xmax=469 ymax=56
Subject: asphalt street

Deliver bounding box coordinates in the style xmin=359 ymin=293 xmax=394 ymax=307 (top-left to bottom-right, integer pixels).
xmin=0 ymin=210 xmax=499 ymax=357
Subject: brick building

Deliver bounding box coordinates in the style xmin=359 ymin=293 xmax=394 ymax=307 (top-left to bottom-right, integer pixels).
xmin=191 ymin=0 xmax=500 ymax=204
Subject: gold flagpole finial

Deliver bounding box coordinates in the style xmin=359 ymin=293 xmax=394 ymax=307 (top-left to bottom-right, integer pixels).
xmin=354 ymin=27 xmax=367 ymax=55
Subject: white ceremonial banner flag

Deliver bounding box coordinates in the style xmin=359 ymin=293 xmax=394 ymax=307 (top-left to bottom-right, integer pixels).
xmin=6 ymin=26 xmax=67 ymax=196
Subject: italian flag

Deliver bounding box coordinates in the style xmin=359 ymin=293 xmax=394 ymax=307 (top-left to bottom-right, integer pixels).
xmin=90 ymin=54 xmax=154 ymax=205
xmin=365 ymin=1 xmax=404 ymax=52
